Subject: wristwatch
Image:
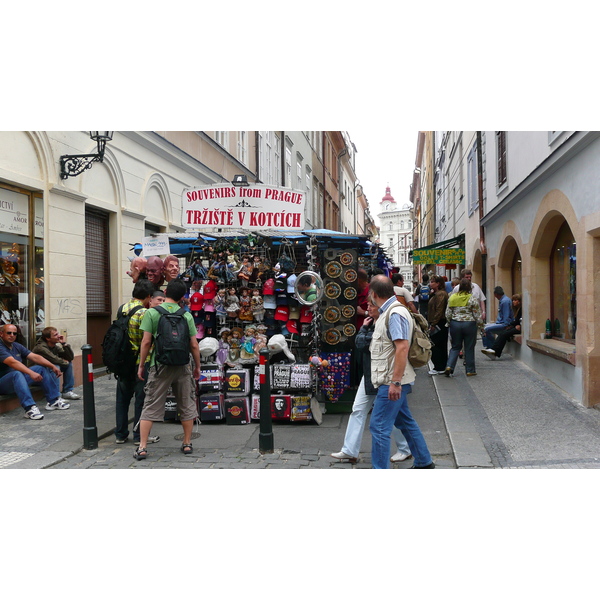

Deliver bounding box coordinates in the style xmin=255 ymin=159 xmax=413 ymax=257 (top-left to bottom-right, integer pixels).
xmin=391 ymin=381 xmax=401 ymax=387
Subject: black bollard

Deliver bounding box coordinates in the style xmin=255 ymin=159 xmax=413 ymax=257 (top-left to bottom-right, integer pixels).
xmin=81 ymin=344 xmax=98 ymax=449
xmin=258 ymin=348 xmax=274 ymax=454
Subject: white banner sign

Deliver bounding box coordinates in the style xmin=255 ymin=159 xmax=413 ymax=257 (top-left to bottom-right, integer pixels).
xmin=142 ymin=234 xmax=170 ymax=257
xmin=182 ymin=184 xmax=306 ymax=231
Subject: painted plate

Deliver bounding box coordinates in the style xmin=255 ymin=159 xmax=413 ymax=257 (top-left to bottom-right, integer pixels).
xmin=324 ymin=305 xmax=341 ymax=323
xmin=325 ymin=281 xmax=341 ymax=299
xmin=339 ymin=251 xmax=354 ymax=266
xmin=341 ymin=305 xmax=355 ymax=319
xmin=343 ymin=268 xmax=357 ymax=283
xmin=325 ymin=261 xmax=342 ymax=278
xmin=323 ymin=328 xmax=341 ymax=345
xmin=342 ymin=323 xmax=356 ymax=337
xmin=343 ymin=287 xmax=357 ymax=300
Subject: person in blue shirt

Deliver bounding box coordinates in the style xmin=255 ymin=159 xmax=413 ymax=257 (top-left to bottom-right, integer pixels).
xmin=482 ymin=286 xmax=513 ymax=348
xmin=0 ymin=324 xmax=66 ymax=420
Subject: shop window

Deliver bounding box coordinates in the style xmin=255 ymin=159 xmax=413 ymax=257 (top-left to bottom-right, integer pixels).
xmin=0 ymin=184 xmax=44 ymax=347
xmin=496 ymin=131 xmax=507 ymax=186
xmin=551 ymin=221 xmax=576 ymax=340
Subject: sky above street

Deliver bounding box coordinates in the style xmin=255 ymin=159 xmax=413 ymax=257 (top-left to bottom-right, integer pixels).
xmin=350 ymin=129 xmax=418 ymax=225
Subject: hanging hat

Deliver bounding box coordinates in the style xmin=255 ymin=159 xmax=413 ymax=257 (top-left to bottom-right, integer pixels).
xmin=286 ymin=274 xmax=297 ymax=294
xmin=299 ymin=306 xmax=314 ymax=323
xmin=203 ymin=280 xmax=218 ymax=299
xmin=285 ymin=319 xmax=299 ymax=335
xmin=263 ymin=278 xmax=275 ymax=295
xmin=203 ymin=298 xmax=215 ymax=312
xmin=288 ymin=305 xmax=300 ymax=320
xmin=263 ymin=296 xmax=277 ymax=310
xmin=274 ymin=306 xmax=290 ymax=321
xmin=274 ymin=277 xmax=287 ymax=293
xmin=190 ymin=292 xmax=204 ymax=311
xmin=276 ymin=292 xmax=289 ymax=305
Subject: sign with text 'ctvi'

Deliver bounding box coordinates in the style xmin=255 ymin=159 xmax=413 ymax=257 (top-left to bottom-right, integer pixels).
xmin=182 ymin=184 xmax=306 ymax=231
xmin=412 ymin=247 xmax=465 ymax=265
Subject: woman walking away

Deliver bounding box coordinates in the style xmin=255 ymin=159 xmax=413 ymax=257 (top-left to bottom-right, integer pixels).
xmin=427 ymin=275 xmax=449 ymax=375
xmin=444 ymin=278 xmax=483 ymax=377
xmin=482 ymin=294 xmax=522 ymax=359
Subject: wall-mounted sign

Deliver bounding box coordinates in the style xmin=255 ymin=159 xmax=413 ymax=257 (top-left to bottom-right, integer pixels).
xmin=412 ymin=247 xmax=465 ymax=265
xmin=182 ymin=184 xmax=306 ymax=231
xmin=142 ymin=234 xmax=170 ymax=257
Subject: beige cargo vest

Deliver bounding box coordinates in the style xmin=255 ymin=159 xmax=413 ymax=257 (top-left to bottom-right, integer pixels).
xmin=370 ymin=300 xmax=416 ymax=387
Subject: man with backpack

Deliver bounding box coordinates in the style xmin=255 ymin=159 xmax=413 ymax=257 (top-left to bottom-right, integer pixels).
xmin=368 ymin=275 xmax=435 ymax=469
xmin=134 ymin=279 xmax=201 ymax=460
xmin=110 ymin=279 xmax=158 ymax=445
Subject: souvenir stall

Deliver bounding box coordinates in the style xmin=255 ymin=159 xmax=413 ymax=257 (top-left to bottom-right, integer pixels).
xmin=133 ymin=229 xmax=390 ymax=423
xmin=130 ymin=183 xmax=391 ymax=423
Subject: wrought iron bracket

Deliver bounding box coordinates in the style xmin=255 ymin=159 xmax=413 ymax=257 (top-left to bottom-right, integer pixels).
xmin=59 ymin=153 xmax=105 ymax=180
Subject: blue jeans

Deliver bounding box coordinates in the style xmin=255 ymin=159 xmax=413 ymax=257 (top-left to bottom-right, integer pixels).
xmin=341 ymin=377 xmax=410 ymax=458
xmin=60 ymin=362 xmax=75 ymax=393
xmin=115 ymin=367 xmax=147 ymax=442
xmin=369 ymin=384 xmax=432 ymax=469
xmin=0 ymin=366 xmax=60 ymax=410
xmin=483 ymin=323 xmax=508 ymax=348
xmin=448 ymin=320 xmax=478 ymax=374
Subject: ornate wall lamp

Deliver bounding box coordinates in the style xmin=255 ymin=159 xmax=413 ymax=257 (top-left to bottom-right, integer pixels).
xmin=60 ymin=131 xmax=114 ymax=180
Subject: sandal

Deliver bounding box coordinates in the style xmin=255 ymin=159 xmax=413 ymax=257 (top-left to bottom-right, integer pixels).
xmin=134 ymin=447 xmax=147 ymax=461
xmin=181 ymin=443 xmax=193 ymax=455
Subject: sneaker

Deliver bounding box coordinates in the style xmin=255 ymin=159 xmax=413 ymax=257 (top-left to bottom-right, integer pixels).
xmin=133 ymin=436 xmax=160 ymax=446
xmin=428 ymin=369 xmax=445 ymax=375
xmin=481 ymin=348 xmax=497 ymax=360
xmin=46 ymin=399 xmax=70 ymax=410
xmin=115 ymin=437 xmax=128 ymax=444
xmin=444 ymin=367 xmax=453 ymax=377
xmin=330 ymin=451 xmax=359 ymax=464
xmin=390 ymin=451 xmax=412 ymax=463
xmin=411 ymin=462 xmax=436 ymax=469
xmin=467 ymin=372 xmax=477 ymax=377
xmin=24 ymin=405 xmax=44 ymax=420
xmin=62 ymin=391 xmax=80 ymax=400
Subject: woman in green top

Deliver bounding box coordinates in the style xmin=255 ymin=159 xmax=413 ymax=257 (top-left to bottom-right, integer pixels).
xmin=444 ymin=278 xmax=483 ymax=377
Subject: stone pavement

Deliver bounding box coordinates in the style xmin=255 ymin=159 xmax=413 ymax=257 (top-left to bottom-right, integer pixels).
xmin=2 ymin=339 xmax=600 ymax=469
xmin=432 ymin=341 xmax=600 ymax=468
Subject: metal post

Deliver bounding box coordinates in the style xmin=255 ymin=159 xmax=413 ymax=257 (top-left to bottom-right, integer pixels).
xmin=258 ymin=348 xmax=274 ymax=453
xmin=81 ymin=345 xmax=98 ymax=449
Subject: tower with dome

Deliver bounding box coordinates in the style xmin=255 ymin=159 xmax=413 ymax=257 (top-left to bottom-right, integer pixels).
xmin=377 ymin=185 xmax=414 ymax=291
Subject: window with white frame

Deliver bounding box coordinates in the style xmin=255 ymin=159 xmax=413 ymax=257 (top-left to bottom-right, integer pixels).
xmin=215 ymin=131 xmax=228 ymax=149
xmin=238 ymin=131 xmax=248 ymax=165
xmin=496 ymin=131 xmax=507 ymax=186
xmin=258 ymin=132 xmax=264 ymax=181
xmin=274 ymin=135 xmax=281 ymax=185
xmin=467 ymin=142 xmax=478 ymax=215
xmin=296 ymin=152 xmax=303 ymax=190
xmin=285 ymin=145 xmax=292 ymax=187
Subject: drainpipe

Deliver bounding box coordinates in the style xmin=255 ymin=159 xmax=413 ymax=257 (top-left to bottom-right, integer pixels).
xmin=476 ymin=131 xmax=487 ymax=299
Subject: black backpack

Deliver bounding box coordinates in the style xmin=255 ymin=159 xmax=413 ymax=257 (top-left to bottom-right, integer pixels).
xmin=102 ymin=304 xmax=144 ymax=379
xmin=154 ymin=305 xmax=191 ymax=366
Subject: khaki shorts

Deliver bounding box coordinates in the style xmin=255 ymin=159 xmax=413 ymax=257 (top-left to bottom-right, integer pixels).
xmin=140 ymin=363 xmax=198 ymax=422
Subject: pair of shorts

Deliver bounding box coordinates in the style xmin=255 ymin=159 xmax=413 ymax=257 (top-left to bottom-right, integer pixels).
xmin=140 ymin=363 xmax=198 ymax=422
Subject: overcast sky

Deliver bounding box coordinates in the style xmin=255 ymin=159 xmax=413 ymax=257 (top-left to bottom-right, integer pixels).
xmin=350 ymin=129 xmax=418 ymax=225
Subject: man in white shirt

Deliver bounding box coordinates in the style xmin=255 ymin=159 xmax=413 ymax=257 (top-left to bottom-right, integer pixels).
xmin=391 ymin=273 xmax=417 ymax=313
xmin=452 ymin=269 xmax=486 ymax=321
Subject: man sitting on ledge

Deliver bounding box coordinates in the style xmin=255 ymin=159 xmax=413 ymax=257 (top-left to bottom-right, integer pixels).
xmin=33 ymin=326 xmax=80 ymax=400
xmin=0 ymin=324 xmax=68 ymax=420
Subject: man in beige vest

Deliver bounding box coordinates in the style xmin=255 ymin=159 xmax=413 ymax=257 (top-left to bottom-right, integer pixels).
xmin=368 ymin=275 xmax=434 ymax=469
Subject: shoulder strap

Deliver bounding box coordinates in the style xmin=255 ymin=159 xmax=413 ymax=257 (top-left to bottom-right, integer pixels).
xmin=127 ymin=305 xmax=144 ymax=318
